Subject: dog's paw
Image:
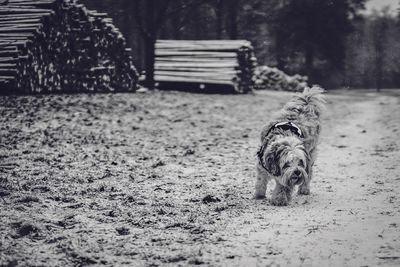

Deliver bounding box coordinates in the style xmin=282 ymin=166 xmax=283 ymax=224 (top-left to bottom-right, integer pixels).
xmin=298 ymin=186 xmax=310 ymax=195
xmin=254 ymin=194 xmax=266 ymax=200
xmin=270 ymin=195 xmax=289 ymax=206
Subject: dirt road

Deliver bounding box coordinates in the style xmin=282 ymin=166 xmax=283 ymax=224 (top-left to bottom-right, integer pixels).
xmin=0 ymin=90 xmax=399 ymax=266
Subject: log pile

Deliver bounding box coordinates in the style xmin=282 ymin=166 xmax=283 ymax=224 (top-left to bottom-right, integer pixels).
xmin=0 ymin=0 xmax=138 ymax=94
xmin=154 ymin=40 xmax=257 ymax=94
xmin=253 ymin=65 xmax=308 ymax=92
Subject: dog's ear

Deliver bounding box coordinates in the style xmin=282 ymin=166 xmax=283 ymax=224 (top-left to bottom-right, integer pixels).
xmin=264 ymin=142 xmax=281 ymax=176
xmin=260 ymin=121 xmax=279 ymax=141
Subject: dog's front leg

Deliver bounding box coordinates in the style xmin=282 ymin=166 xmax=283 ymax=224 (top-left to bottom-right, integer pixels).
xmin=299 ymin=159 xmax=313 ymax=195
xmin=271 ymin=184 xmax=293 ymax=206
xmin=298 ymin=179 xmax=311 ymax=195
xmin=254 ymin=163 xmax=268 ymax=199
xmin=299 ymin=149 xmax=315 ymax=195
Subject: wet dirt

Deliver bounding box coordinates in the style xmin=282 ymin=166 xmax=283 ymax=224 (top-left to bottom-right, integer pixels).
xmin=0 ymin=89 xmax=399 ymax=266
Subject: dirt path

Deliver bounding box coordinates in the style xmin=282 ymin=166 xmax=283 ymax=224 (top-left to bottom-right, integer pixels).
xmin=220 ymin=91 xmax=400 ymax=267
xmin=0 ymin=90 xmax=399 ymax=266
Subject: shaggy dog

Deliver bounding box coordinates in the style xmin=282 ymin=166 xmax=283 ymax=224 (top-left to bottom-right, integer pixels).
xmin=255 ymin=86 xmax=325 ymax=205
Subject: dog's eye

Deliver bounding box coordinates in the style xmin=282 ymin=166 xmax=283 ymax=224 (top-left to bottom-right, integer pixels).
xmin=283 ymin=163 xmax=290 ymax=169
xmin=299 ymin=160 xmax=304 ymax=167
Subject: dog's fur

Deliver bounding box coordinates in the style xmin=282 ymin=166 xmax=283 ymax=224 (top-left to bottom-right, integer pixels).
xmin=255 ymin=86 xmax=325 ymax=205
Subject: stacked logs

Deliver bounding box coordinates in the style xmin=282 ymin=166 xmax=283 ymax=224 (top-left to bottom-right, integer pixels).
xmin=0 ymin=0 xmax=138 ymax=94
xmin=154 ymin=40 xmax=257 ymax=94
xmin=253 ymin=65 xmax=308 ymax=92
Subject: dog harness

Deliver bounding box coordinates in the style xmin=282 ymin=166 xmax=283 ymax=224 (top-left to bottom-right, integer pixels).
xmin=257 ymin=121 xmax=304 ymax=172
xmin=264 ymin=122 xmax=304 ymax=139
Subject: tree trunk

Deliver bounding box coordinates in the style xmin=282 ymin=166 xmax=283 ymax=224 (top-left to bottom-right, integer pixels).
xmin=144 ymin=0 xmax=156 ymax=89
xmin=374 ymin=18 xmax=388 ymax=92
xmin=192 ymin=6 xmax=201 ymax=38
xmin=122 ymin=0 xmax=133 ymax=49
xmin=275 ymin=32 xmax=285 ymax=70
xmin=305 ymin=44 xmax=314 ymax=79
xmin=171 ymin=0 xmax=183 ymax=39
xmin=144 ymin=36 xmax=155 ymax=89
xmin=227 ymin=0 xmax=238 ymax=40
xmin=215 ymin=0 xmax=223 ymax=39
xmin=375 ymin=39 xmax=382 ymax=92
xmin=132 ymin=0 xmax=171 ymax=88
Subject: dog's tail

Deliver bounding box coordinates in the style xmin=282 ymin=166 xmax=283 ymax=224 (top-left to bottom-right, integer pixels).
xmin=299 ymin=85 xmax=326 ymax=118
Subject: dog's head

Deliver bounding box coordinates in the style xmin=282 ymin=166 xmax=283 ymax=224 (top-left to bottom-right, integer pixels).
xmin=263 ymin=136 xmax=308 ymax=187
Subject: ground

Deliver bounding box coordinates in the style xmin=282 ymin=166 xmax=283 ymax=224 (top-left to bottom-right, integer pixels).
xmin=0 ymin=89 xmax=399 ymax=267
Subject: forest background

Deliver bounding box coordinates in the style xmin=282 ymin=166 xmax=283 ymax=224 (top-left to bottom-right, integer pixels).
xmin=81 ymin=0 xmax=400 ymax=89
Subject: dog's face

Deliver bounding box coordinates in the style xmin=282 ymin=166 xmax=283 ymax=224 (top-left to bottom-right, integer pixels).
xmin=263 ymin=136 xmax=308 ymax=187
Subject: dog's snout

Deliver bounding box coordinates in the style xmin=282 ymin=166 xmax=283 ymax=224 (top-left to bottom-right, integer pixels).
xmin=294 ymin=170 xmax=301 ymax=176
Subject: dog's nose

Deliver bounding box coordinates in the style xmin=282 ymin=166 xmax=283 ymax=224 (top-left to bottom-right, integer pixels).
xmin=294 ymin=170 xmax=301 ymax=176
